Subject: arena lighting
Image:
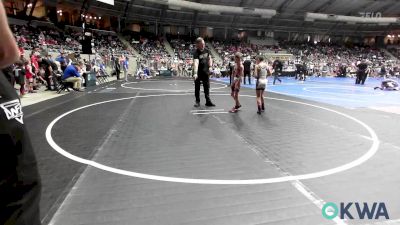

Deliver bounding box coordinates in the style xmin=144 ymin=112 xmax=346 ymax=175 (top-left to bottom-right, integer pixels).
xmin=169 ymin=5 xmax=182 ymax=10
xmin=27 ymin=3 xmax=32 ymax=8
xmin=96 ymin=0 xmax=114 ymax=5
xmin=142 ymin=0 xmax=276 ymax=17
xmin=305 ymin=12 xmax=398 ymax=24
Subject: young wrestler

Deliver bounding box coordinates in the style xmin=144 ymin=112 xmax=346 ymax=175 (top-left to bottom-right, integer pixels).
xmin=230 ymin=52 xmax=243 ymax=113
xmin=254 ymin=56 xmax=271 ymax=114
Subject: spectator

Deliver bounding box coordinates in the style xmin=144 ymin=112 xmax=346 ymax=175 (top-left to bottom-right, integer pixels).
xmin=62 ymin=61 xmax=84 ymax=91
xmin=24 ymin=59 xmax=36 ymax=93
xmin=114 ymin=57 xmax=121 ymax=80
xmin=37 ymin=55 xmax=55 ymax=91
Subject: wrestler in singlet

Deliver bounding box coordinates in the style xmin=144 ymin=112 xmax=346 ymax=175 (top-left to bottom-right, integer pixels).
xmin=231 ymin=63 xmax=242 ymax=93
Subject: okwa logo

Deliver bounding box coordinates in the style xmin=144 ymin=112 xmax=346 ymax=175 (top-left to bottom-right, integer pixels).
xmin=0 ymin=99 xmax=24 ymax=124
xmin=322 ymin=202 xmax=389 ymax=220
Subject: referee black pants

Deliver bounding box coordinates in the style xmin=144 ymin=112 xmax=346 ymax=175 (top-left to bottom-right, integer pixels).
xmin=243 ymin=72 xmax=251 ymax=85
xmin=195 ymin=76 xmax=211 ymax=103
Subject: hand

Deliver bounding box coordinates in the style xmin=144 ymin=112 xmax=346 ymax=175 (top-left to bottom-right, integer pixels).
xmin=193 ymin=74 xmax=198 ymax=80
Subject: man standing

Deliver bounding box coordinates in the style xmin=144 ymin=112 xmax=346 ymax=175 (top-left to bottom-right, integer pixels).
xmin=0 ymin=1 xmax=42 ymax=224
xmin=228 ymin=56 xmax=235 ymax=86
xmin=243 ymin=56 xmax=252 ymax=85
xmin=193 ymin=37 xmax=215 ymax=107
xmin=357 ymin=59 xmax=369 ymax=85
xmin=356 ymin=60 xmax=368 ymax=85
xmin=114 ymin=57 xmax=121 ymax=80
xmin=272 ymin=59 xmax=283 ymax=85
xmin=37 ymin=55 xmax=54 ymax=91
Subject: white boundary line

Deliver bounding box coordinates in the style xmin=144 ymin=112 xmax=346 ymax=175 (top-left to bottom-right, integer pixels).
xmin=121 ymin=80 xmax=228 ymax=92
xmin=303 ymin=86 xmax=384 ymax=97
xmin=45 ymin=93 xmax=380 ymax=185
xmin=190 ymin=109 xmax=225 ymax=112
xmin=267 ymin=89 xmax=400 ymax=106
xmin=192 ymin=112 xmax=229 ymax=115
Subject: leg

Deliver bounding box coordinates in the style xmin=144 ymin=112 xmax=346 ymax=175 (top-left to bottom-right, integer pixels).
xmin=194 ymin=78 xmax=201 ymax=103
xmin=45 ymin=75 xmax=52 ymax=90
xmin=261 ymin=90 xmax=265 ymax=111
xmin=65 ymin=77 xmax=82 ymax=90
xmin=20 ymin=83 xmax=25 ymax=95
xmin=234 ymin=91 xmax=240 ymax=108
xmin=248 ymin=74 xmax=251 ymax=85
xmin=51 ymin=74 xmax=59 ymax=90
xmin=202 ymin=78 xmax=211 ymax=103
xmin=361 ymin=73 xmax=367 ymax=85
xmin=256 ymin=90 xmax=261 ymax=113
xmin=356 ymin=72 xmax=361 ymax=84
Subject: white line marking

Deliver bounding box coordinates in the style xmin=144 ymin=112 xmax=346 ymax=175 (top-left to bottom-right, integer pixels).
xmin=293 ymin=181 xmax=347 ymax=225
xmin=212 ymin=115 xmax=226 ymax=124
xmin=303 ymin=86 xmax=384 ymax=97
xmin=190 ymin=109 xmax=225 ymax=112
xmin=48 ymin=92 xmax=141 ymax=225
xmin=45 ymin=93 xmax=380 ymax=185
xmin=192 ymin=112 xmax=229 ymax=115
xmin=121 ymin=80 xmax=227 ymax=92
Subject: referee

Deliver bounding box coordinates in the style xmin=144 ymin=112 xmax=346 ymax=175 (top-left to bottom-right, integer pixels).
xmin=193 ymin=37 xmax=215 ymax=107
xmin=0 ymin=1 xmax=42 ymax=224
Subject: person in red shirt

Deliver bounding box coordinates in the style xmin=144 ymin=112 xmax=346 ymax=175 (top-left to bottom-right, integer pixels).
xmin=24 ymin=59 xmax=35 ymax=93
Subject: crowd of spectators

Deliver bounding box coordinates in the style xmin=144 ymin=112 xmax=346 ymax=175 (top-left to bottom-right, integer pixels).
xmin=6 ymin=19 xmax=400 ymax=94
xmin=388 ymin=47 xmax=400 ymax=60
xmin=11 ymin=24 xmax=81 ymax=52
xmin=208 ymin=40 xmax=400 ymax=78
xmin=5 ymin=22 xmax=135 ymax=97
xmin=282 ymin=42 xmax=399 ymax=77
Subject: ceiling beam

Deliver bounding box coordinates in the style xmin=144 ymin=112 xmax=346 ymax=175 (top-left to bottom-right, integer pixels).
xmin=375 ymin=1 xmax=400 ymax=15
xmin=277 ymin=0 xmax=295 ymax=13
xmin=230 ymin=0 xmax=245 ymax=25
xmin=298 ymin=0 xmax=318 ymax=13
xmin=314 ymin=0 xmax=337 ymax=13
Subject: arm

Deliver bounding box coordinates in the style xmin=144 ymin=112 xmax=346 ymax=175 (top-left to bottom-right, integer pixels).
xmin=267 ymin=66 xmax=273 ymax=76
xmin=254 ymin=65 xmax=259 ymax=78
xmin=192 ymin=59 xmax=199 ymax=79
xmin=27 ymin=65 xmax=33 ymax=74
xmin=73 ymin=68 xmax=81 ymax=77
xmin=0 ymin=1 xmax=19 ymax=68
xmin=237 ymin=65 xmax=244 ymax=88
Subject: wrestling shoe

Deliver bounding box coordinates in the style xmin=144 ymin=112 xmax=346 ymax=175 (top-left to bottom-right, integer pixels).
xmin=205 ymin=102 xmax=216 ymax=107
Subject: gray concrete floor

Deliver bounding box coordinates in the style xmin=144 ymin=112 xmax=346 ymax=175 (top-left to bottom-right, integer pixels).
xmin=26 ymin=78 xmax=400 ymax=225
